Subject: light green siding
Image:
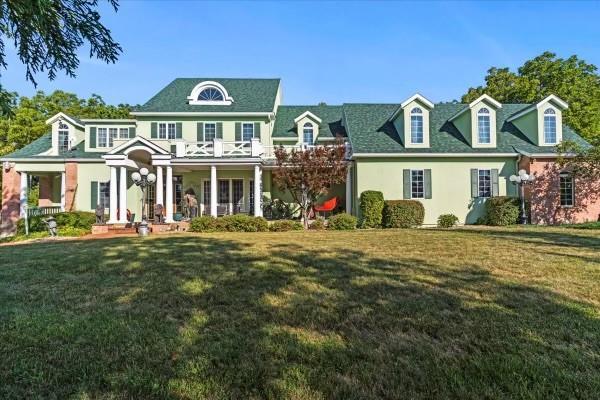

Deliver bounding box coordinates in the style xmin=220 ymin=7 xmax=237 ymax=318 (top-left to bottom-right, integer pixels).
xmin=512 ymin=111 xmax=538 ymax=144
xmin=354 ymin=157 xmax=518 ymax=225
xmin=453 ymin=111 xmax=472 ymax=145
xmin=76 ymin=163 xmax=111 ymax=212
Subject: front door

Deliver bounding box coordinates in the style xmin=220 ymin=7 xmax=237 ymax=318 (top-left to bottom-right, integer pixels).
xmin=218 ymin=179 xmax=230 ymax=215
xmin=232 ymin=179 xmax=244 ymax=213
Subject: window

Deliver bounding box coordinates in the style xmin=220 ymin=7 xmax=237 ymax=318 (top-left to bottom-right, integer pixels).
xmin=544 ymin=108 xmax=557 ymax=144
xmin=99 ymin=182 xmax=110 ymax=208
xmin=97 ymin=128 xmax=108 ymax=147
xmin=559 ymin=173 xmax=574 ymax=207
xmin=232 ymin=179 xmax=244 ymax=213
xmin=158 ymin=123 xmax=176 ymax=140
xmin=58 ymin=122 xmax=69 ymax=152
xmin=204 ymin=123 xmax=217 ymax=141
xmin=203 ymin=181 xmax=210 ymax=213
xmin=478 ymin=169 xmax=492 ymax=198
xmin=410 ymin=107 xmax=424 ymax=144
xmin=198 ymin=87 xmax=225 ymax=101
xmin=303 ymin=122 xmax=314 ymax=145
xmin=477 ymin=108 xmax=491 ymax=144
xmin=242 ymin=123 xmax=254 ymax=141
xmin=411 ymin=170 xmax=424 ymax=199
xmin=119 ymin=128 xmax=129 ymax=139
xmin=109 ymin=128 xmax=118 ymax=147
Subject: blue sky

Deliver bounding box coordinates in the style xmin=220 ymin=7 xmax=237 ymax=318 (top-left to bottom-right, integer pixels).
xmin=3 ymin=1 xmax=600 ymax=106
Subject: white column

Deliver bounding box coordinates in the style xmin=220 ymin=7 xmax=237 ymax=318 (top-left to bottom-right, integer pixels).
xmin=165 ymin=166 xmax=174 ymax=222
xmin=156 ymin=166 xmax=164 ymax=206
xmin=118 ymin=167 xmax=128 ymax=223
xmin=108 ymin=166 xmax=118 ymax=223
xmin=345 ymin=165 xmax=352 ymax=214
xmin=254 ymin=165 xmax=262 ymax=217
xmin=210 ymin=165 xmax=217 ymax=217
xmin=19 ymin=172 xmax=28 ymax=217
xmin=60 ymin=172 xmax=66 ymax=212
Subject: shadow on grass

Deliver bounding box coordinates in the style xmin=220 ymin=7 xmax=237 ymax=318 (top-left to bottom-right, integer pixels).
xmin=0 ymin=233 xmax=599 ymax=399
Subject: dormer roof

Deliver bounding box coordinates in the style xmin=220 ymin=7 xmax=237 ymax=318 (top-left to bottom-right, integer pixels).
xmin=388 ymin=93 xmax=434 ymax=121
xmin=45 ymin=112 xmax=85 ymax=129
xmin=293 ymin=111 xmax=322 ymax=124
xmin=506 ymin=94 xmax=568 ymax=122
xmin=448 ymin=94 xmax=502 ymax=121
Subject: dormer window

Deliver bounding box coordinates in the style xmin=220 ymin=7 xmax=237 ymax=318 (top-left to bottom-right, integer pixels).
xmin=58 ymin=122 xmax=70 ymax=152
xmin=303 ymin=122 xmax=314 ymax=145
xmin=543 ymin=108 xmax=557 ymax=144
xmin=187 ymin=81 xmax=234 ymax=105
xmin=477 ymin=108 xmax=491 ymax=144
xmin=410 ymin=107 xmax=424 ymax=144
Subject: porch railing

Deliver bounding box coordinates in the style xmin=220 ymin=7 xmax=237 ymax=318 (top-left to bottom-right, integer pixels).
xmin=27 ymin=206 xmax=62 ymax=218
xmin=176 ymin=138 xmax=263 ymax=158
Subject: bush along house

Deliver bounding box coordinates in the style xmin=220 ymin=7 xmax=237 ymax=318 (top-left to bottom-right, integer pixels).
xmin=0 ymin=78 xmax=597 ymax=234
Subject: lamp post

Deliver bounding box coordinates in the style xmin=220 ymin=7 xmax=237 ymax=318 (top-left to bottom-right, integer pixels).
xmin=509 ymin=169 xmax=535 ymax=224
xmin=131 ymin=167 xmax=156 ymax=236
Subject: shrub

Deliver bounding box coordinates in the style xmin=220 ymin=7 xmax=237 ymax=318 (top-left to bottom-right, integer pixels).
xmin=269 ymin=220 xmax=303 ymax=232
xmin=382 ymin=200 xmax=425 ymax=228
xmin=485 ymin=196 xmax=520 ymax=226
xmin=437 ymin=213 xmax=459 ymax=228
xmin=328 ymin=213 xmax=357 ymax=230
xmin=359 ymin=191 xmax=384 ymax=228
xmin=221 ymin=214 xmax=269 ymax=232
xmin=310 ymin=218 xmax=326 ymax=230
xmin=17 ymin=211 xmax=95 ymax=234
xmin=189 ymin=216 xmax=218 ymax=232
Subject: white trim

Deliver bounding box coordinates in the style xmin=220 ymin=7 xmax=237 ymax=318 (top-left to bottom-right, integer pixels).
xmin=293 ymin=111 xmax=322 ymax=124
xmin=409 ymin=169 xmax=425 ymax=199
xmin=130 ymin=111 xmax=274 ymax=117
xmin=187 ymin=81 xmax=234 ymax=105
xmin=448 ymin=94 xmax=502 ymax=122
xmin=400 ymin=93 xmax=434 ymax=110
xmin=506 ymin=94 xmax=568 ymax=123
xmin=45 ymin=112 xmax=85 ymax=128
xmin=271 ymin=137 xmax=297 ymax=141
xmin=106 ymin=136 xmax=170 ymax=156
xmin=80 ymin=119 xmax=137 ymax=123
xmin=476 ymin=168 xmax=493 ymax=199
xmin=351 ymin=152 xmax=518 ymax=158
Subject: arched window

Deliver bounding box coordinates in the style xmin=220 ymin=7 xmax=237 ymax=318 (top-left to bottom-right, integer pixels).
xmin=58 ymin=122 xmax=69 ymax=152
xmin=544 ymin=108 xmax=557 ymax=144
xmin=303 ymin=122 xmax=314 ymax=145
xmin=477 ymin=108 xmax=491 ymax=144
xmin=410 ymin=107 xmax=423 ymax=144
xmin=198 ymin=87 xmax=225 ymax=101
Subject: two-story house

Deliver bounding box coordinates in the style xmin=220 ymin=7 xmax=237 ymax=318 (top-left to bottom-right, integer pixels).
xmin=0 ymin=78 xmax=596 ymax=234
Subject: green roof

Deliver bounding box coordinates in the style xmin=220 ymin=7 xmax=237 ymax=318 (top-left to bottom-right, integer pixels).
xmin=343 ymin=103 xmax=590 ymax=155
xmin=135 ymin=78 xmax=280 ymax=113
xmin=272 ymin=105 xmax=346 ymax=139
xmin=0 ymin=133 xmax=104 ymax=160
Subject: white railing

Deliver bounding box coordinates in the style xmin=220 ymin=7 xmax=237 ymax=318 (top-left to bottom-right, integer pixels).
xmin=177 ymin=138 xmax=264 ymax=158
xmin=185 ymin=141 xmax=214 ymax=157
xmin=223 ymin=141 xmax=251 ymax=157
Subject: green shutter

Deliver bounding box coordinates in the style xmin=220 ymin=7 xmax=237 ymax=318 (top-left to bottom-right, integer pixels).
xmin=170 ymin=144 xmax=176 ymax=154
xmin=128 ymin=127 xmax=136 ymax=138
xmin=176 ymin=122 xmax=182 ymax=139
xmin=491 ymin=169 xmax=499 ymax=197
xmin=91 ymin=181 xmax=98 ymax=209
xmin=197 ymin=122 xmax=204 ymax=142
xmin=235 ymin=122 xmax=242 ymax=141
xmin=402 ymin=169 xmax=410 ymax=199
xmin=151 ymin=122 xmax=157 ymax=139
xmin=89 ymin=127 xmax=97 ymax=149
xmin=471 ymin=169 xmax=479 ymax=198
xmin=254 ymin=122 xmax=261 ymax=139
xmin=216 ymin=122 xmax=223 ymax=139
xmin=424 ymin=169 xmax=432 ymax=199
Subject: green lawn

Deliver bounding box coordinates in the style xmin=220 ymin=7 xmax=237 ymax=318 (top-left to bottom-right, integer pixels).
xmin=1 ymin=227 xmax=599 ymax=399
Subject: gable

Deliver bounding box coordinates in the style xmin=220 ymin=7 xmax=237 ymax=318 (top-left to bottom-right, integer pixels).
xmin=272 ymin=105 xmax=346 ymax=140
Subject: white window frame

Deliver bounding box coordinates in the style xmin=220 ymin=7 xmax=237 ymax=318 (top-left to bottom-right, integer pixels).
xmin=119 ymin=127 xmax=130 ymax=139
xmin=204 ymin=122 xmax=217 ymax=142
xmin=477 ymin=108 xmax=491 ymax=144
xmin=410 ymin=169 xmax=425 ymax=199
xmin=543 ymin=108 xmax=557 ymax=144
xmin=242 ymin=123 xmax=254 ymax=142
xmin=478 ymin=169 xmax=492 ymax=198
xmin=99 ymin=182 xmax=110 ymax=209
xmin=58 ymin=122 xmax=70 ymax=152
xmin=559 ymin=173 xmax=574 ymax=207
xmin=158 ymin=122 xmax=177 ymax=140
xmin=303 ymin=122 xmax=314 ymax=145
xmin=97 ymin=128 xmax=108 ymax=148
xmin=410 ymin=107 xmax=424 ymax=144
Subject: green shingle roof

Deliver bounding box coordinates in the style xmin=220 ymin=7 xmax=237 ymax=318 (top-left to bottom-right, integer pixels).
xmin=272 ymin=105 xmax=346 ymax=139
xmin=0 ymin=133 xmax=104 ymax=160
xmin=135 ymin=78 xmax=280 ymax=113
xmin=343 ymin=102 xmax=589 ymax=155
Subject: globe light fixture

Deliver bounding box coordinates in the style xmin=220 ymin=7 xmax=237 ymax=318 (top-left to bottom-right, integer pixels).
xmin=509 ymin=169 xmax=535 ymax=224
xmin=131 ymin=167 xmax=157 ymax=236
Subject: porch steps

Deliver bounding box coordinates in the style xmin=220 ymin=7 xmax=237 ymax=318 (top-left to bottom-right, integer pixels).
xmin=108 ymin=227 xmax=137 ymax=235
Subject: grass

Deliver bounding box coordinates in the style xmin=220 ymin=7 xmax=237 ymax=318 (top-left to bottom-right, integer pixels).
xmin=0 ymin=227 xmax=599 ymax=399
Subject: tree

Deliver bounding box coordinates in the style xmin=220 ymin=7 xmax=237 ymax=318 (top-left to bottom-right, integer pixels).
xmin=557 ymin=139 xmax=600 ymax=181
xmin=0 ymin=0 xmax=122 ymax=111
xmin=462 ymin=52 xmax=600 ymax=141
xmin=272 ymin=143 xmax=348 ymax=228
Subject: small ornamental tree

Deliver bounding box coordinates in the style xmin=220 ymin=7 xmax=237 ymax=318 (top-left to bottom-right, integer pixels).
xmin=273 ymin=142 xmax=348 ymax=229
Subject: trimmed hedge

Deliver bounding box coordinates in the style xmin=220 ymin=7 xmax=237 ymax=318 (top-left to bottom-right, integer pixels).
xmin=359 ymin=191 xmax=384 ymax=228
xmin=382 ymin=200 xmax=425 ymax=228
xmin=17 ymin=211 xmax=96 ymax=234
xmin=269 ymin=220 xmax=303 ymax=232
xmin=310 ymin=218 xmax=326 ymax=230
xmin=437 ymin=213 xmax=459 ymax=228
xmin=189 ymin=215 xmax=269 ymax=232
xmin=485 ymin=196 xmax=520 ymax=226
xmin=328 ymin=213 xmax=357 ymax=230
